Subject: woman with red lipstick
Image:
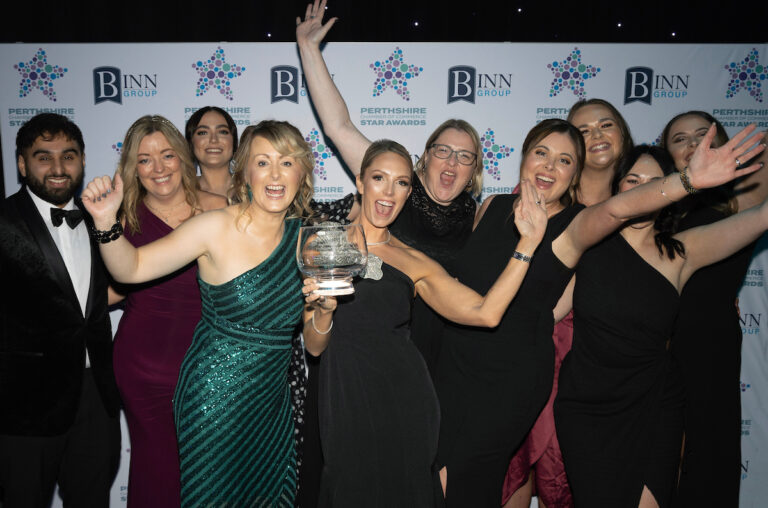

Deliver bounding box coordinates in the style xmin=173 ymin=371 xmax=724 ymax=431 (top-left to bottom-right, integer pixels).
xmin=83 ymin=120 xmax=315 ymax=507
xmin=660 ymin=111 xmax=768 ymax=507
xmin=301 ymin=140 xmax=548 ymax=508
xmin=504 ymin=99 xmax=634 ymax=508
xmin=109 ymin=115 xmax=226 ymax=507
xmin=185 ymin=106 xmax=238 ymax=199
xmin=433 ymin=120 xmax=764 ymax=508
xmin=555 ymin=139 xmax=767 ymax=508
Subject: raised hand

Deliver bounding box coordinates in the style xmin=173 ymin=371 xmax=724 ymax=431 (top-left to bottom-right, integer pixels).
xmin=296 ymin=0 xmax=337 ymax=48
xmin=81 ymin=173 xmax=124 ymax=229
xmin=513 ymin=179 xmax=548 ymax=245
xmin=687 ymin=123 xmax=765 ymax=190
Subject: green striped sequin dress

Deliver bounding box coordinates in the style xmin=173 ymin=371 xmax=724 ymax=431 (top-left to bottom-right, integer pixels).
xmin=174 ymin=219 xmax=303 ymax=507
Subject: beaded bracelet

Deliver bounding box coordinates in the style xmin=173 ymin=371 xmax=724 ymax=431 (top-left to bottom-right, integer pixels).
xmin=679 ymin=166 xmax=698 ymax=195
xmin=90 ymin=220 xmax=123 ymax=244
xmin=512 ymin=251 xmax=532 ymax=263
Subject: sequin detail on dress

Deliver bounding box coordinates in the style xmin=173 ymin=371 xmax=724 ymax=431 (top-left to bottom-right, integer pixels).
xmin=173 ymin=219 xmax=303 ymax=507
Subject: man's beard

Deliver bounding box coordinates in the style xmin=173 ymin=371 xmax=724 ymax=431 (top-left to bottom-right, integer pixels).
xmin=25 ymin=171 xmax=84 ymax=206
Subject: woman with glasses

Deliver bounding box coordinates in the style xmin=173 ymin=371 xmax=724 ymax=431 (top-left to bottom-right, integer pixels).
xmin=296 ymin=3 xmax=482 ymax=504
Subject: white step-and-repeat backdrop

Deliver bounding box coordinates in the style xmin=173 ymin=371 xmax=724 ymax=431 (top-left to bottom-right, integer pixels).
xmin=0 ymin=42 xmax=766 ymax=506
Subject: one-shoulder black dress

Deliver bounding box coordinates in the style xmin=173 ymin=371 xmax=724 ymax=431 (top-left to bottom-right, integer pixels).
xmin=555 ymin=233 xmax=684 ymax=507
xmin=318 ymin=263 xmax=441 ymax=507
xmin=435 ymin=195 xmax=582 ymax=507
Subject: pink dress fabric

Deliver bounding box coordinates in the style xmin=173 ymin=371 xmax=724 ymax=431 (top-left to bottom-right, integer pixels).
xmin=112 ymin=203 xmax=200 ymax=508
xmin=502 ymin=311 xmax=574 ymax=507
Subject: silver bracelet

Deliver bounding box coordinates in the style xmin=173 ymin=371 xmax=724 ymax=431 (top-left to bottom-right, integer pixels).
xmin=311 ymin=312 xmax=333 ymax=334
xmin=512 ymin=251 xmax=532 ymax=263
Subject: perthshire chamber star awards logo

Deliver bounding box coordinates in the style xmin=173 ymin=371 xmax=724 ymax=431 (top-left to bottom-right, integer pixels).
xmin=480 ymin=129 xmax=513 ymax=181
xmin=111 ymin=141 xmax=123 ymax=154
xmin=724 ymin=48 xmax=765 ymax=103
xmin=305 ymin=128 xmax=336 ymax=181
xmin=370 ymin=47 xmax=423 ymax=101
xmin=192 ymin=47 xmax=245 ymax=101
xmin=547 ymin=48 xmax=600 ymax=100
xmin=14 ymin=48 xmax=67 ymax=102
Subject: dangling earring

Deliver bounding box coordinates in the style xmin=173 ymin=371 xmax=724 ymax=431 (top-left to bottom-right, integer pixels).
xmin=246 ymin=184 xmax=253 ymax=202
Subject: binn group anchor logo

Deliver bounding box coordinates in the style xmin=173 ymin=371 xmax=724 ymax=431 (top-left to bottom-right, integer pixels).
xmin=547 ymin=48 xmax=600 ymax=100
xmin=14 ymin=48 xmax=67 ymax=102
xmin=369 ymin=47 xmax=423 ymax=101
xmin=192 ymin=47 xmax=245 ymax=101
xmin=724 ymin=48 xmax=765 ymax=103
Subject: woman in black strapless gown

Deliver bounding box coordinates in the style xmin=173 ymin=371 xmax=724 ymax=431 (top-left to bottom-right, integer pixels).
xmin=302 ymin=140 xmax=549 ymax=508
xmin=555 ymin=144 xmax=768 ymax=507
xmin=433 ymin=123 xmax=765 ymax=507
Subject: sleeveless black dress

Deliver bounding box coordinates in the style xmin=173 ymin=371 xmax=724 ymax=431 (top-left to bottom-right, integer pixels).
xmin=434 ymin=195 xmax=582 ymax=507
xmin=318 ymin=263 xmax=441 ymax=507
xmin=390 ymin=176 xmax=476 ymax=376
xmin=555 ymin=233 xmax=684 ymax=507
xmin=672 ymin=206 xmax=756 ymax=507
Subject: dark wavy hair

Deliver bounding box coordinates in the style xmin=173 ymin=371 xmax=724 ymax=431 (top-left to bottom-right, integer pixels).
xmin=612 ymin=145 xmax=685 ymax=260
xmin=16 ymin=113 xmax=84 ymax=158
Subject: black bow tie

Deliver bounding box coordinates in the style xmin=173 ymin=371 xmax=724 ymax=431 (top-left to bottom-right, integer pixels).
xmin=50 ymin=208 xmax=84 ymax=229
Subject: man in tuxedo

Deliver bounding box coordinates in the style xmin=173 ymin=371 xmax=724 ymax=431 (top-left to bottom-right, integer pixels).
xmin=0 ymin=113 xmax=121 ymax=507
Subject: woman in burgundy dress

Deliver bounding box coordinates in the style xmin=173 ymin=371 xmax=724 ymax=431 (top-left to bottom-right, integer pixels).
xmin=111 ymin=115 xmax=226 ymax=507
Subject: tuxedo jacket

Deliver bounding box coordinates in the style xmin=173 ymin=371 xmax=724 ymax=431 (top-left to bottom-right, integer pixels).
xmin=0 ymin=189 xmax=120 ymax=436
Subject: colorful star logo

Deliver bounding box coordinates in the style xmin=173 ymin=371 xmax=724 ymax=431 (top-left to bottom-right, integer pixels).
xmin=724 ymin=48 xmax=765 ymax=103
xmin=306 ymin=128 xmax=336 ymax=181
xmin=14 ymin=48 xmax=67 ymax=102
xmin=547 ymin=48 xmax=600 ymax=100
xmin=111 ymin=141 xmax=123 ymax=155
xmin=480 ymin=128 xmax=513 ymax=181
xmin=192 ymin=47 xmax=245 ymax=101
xmin=369 ymin=47 xmax=423 ymax=101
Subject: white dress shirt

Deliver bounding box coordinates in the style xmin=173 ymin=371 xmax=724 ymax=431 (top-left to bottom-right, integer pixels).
xmin=27 ymin=188 xmax=93 ymax=366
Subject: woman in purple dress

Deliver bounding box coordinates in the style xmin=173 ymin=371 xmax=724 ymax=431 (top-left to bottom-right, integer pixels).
xmin=111 ymin=115 xmax=226 ymax=507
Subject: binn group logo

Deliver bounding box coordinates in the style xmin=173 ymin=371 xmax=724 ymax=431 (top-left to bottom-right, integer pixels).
xmin=93 ymin=67 xmax=158 ymax=105
xmin=271 ymin=66 xmax=303 ymax=103
xmin=14 ymin=48 xmax=67 ymax=102
xmin=724 ymin=48 xmax=765 ymax=103
xmin=369 ymin=47 xmax=423 ymax=101
xmin=547 ymin=48 xmax=600 ymax=100
xmin=192 ymin=47 xmax=245 ymax=101
xmin=624 ymin=67 xmax=689 ymax=105
xmin=447 ymin=67 xmax=514 ymax=104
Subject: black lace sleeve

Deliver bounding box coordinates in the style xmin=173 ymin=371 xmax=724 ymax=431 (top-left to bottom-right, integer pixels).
xmin=310 ymin=193 xmax=356 ymax=225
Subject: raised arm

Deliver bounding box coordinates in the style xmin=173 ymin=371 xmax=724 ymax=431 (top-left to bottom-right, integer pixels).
xmin=416 ymin=181 xmax=546 ymax=327
xmin=297 ymin=0 xmax=371 ymax=174
xmin=677 ymin=198 xmax=768 ymax=286
xmin=81 ymin=174 xmax=211 ymax=284
xmin=554 ymin=124 xmax=765 ymax=267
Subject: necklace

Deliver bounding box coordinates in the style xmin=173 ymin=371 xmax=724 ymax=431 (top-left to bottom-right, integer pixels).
xmin=144 ymin=198 xmax=189 ymax=225
xmin=366 ymin=230 xmax=391 ymax=246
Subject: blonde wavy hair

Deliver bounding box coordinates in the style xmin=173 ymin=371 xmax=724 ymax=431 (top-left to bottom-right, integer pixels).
xmin=414 ymin=118 xmax=483 ymax=198
xmin=231 ymin=120 xmax=314 ymax=230
xmin=118 ymin=115 xmax=200 ymax=234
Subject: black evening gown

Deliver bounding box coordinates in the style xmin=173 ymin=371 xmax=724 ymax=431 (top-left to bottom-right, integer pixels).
xmin=672 ymin=206 xmax=756 ymax=507
xmin=555 ymin=233 xmax=684 ymax=508
xmin=434 ymin=195 xmax=581 ymax=507
xmin=318 ymin=263 xmax=441 ymax=507
xmin=390 ymin=176 xmax=476 ymax=376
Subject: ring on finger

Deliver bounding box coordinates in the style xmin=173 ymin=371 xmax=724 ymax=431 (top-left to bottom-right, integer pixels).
xmin=735 ymin=157 xmax=742 ymax=166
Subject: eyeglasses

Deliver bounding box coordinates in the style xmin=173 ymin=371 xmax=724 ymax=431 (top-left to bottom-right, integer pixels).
xmin=429 ymin=144 xmax=477 ymax=166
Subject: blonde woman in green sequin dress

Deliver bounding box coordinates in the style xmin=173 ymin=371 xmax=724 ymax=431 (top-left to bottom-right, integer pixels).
xmin=83 ymin=120 xmax=314 ymax=506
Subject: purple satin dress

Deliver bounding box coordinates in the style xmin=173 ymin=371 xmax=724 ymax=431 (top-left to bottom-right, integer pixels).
xmin=113 ymin=203 xmax=200 ymax=508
